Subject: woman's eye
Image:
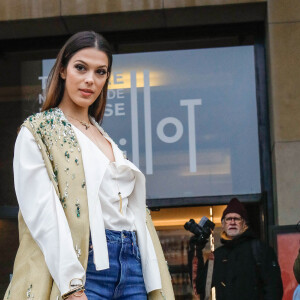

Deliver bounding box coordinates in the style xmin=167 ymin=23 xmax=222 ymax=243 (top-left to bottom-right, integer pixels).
xmin=75 ymin=64 xmax=86 ymax=72
xmin=97 ymin=69 xmax=107 ymax=76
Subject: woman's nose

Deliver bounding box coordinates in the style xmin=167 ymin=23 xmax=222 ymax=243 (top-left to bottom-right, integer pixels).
xmin=85 ymin=73 xmax=94 ymax=85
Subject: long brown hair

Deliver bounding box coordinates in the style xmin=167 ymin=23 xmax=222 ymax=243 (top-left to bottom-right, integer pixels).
xmin=42 ymin=31 xmax=113 ymax=123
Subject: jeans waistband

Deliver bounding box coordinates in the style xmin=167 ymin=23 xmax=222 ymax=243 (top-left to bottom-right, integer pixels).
xmin=105 ymin=229 xmax=137 ymax=244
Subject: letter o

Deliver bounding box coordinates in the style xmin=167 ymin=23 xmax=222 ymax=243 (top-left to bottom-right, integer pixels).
xmin=156 ymin=117 xmax=183 ymax=143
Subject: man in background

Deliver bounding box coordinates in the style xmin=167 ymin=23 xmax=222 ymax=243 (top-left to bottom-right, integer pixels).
xmin=189 ymin=198 xmax=283 ymax=300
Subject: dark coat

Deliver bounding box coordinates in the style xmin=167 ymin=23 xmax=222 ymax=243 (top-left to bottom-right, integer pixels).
xmin=195 ymin=229 xmax=283 ymax=300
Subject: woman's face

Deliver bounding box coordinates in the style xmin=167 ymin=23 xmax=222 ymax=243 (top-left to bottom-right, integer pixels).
xmin=60 ymin=47 xmax=109 ymax=110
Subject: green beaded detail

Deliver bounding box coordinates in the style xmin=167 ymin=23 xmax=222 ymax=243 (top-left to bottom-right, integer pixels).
xmin=60 ymin=197 xmax=67 ymax=208
xmin=26 ymin=284 xmax=34 ymax=299
xmin=76 ymin=200 xmax=80 ymax=218
xmin=25 ymin=108 xmax=84 ymax=212
xmin=65 ymin=151 xmax=70 ymax=160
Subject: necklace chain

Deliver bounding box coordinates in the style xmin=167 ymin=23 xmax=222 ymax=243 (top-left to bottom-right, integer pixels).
xmin=65 ymin=114 xmax=91 ymax=130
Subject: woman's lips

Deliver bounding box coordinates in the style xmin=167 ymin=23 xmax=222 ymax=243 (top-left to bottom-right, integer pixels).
xmin=79 ymin=89 xmax=94 ymax=97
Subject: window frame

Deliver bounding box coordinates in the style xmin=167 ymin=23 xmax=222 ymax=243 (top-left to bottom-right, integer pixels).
xmin=0 ymin=23 xmax=273 ymax=241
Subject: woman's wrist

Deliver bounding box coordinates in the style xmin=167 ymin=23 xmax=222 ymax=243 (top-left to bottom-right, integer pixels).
xmin=62 ymin=278 xmax=85 ymax=299
xmin=67 ymin=292 xmax=87 ymax=300
xmin=62 ymin=286 xmax=85 ymax=299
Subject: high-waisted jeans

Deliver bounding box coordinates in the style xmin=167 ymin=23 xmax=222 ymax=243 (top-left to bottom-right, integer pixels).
xmin=85 ymin=229 xmax=147 ymax=300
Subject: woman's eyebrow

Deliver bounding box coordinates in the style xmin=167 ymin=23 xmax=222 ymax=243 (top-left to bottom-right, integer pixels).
xmin=74 ymin=60 xmax=108 ymax=68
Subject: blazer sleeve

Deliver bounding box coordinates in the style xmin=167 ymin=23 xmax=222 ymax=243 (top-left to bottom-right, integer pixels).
xmin=13 ymin=126 xmax=85 ymax=295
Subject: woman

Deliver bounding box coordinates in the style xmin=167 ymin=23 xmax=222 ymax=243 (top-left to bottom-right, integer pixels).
xmin=5 ymin=31 xmax=174 ymax=300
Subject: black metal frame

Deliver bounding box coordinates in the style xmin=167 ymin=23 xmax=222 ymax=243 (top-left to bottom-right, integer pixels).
xmin=147 ymin=193 xmax=262 ymax=209
xmin=253 ymin=31 xmax=274 ymax=242
xmin=269 ymin=224 xmax=300 ymax=253
xmin=0 ymin=206 xmax=18 ymax=219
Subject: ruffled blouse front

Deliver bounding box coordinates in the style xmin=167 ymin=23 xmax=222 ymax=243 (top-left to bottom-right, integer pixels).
xmin=73 ymin=126 xmax=136 ymax=231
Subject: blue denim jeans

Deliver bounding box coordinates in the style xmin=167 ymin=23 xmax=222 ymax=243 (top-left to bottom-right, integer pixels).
xmin=85 ymin=229 xmax=147 ymax=300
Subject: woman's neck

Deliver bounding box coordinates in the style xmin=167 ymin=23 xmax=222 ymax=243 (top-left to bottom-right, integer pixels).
xmin=58 ymin=103 xmax=90 ymax=123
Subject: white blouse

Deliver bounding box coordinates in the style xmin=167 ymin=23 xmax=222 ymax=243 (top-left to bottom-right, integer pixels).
xmin=13 ymin=125 xmax=158 ymax=296
xmin=73 ymin=126 xmax=136 ymax=231
xmin=99 ymin=162 xmax=136 ymax=231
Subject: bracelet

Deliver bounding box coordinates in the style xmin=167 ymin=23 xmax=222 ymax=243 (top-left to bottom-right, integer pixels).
xmin=72 ymin=287 xmax=85 ymax=298
xmin=62 ymin=286 xmax=85 ymax=299
xmin=69 ymin=278 xmax=84 ymax=289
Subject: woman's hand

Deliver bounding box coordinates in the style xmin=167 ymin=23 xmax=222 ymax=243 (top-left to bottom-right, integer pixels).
xmin=67 ymin=292 xmax=88 ymax=300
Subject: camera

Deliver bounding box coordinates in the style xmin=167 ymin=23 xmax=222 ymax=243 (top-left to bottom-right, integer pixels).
xmin=184 ymin=217 xmax=215 ymax=245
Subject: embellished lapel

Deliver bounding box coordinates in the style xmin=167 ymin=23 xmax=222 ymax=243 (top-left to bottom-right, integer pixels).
xmin=72 ymin=125 xmax=110 ymax=270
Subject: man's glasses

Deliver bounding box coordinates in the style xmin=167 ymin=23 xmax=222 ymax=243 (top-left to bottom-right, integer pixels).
xmin=224 ymin=217 xmax=243 ymax=224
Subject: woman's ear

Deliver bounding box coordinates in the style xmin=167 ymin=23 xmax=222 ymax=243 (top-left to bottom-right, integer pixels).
xmin=60 ymin=68 xmax=66 ymax=80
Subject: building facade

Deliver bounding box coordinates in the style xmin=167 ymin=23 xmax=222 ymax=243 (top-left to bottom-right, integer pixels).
xmin=0 ymin=1 xmax=299 ymax=299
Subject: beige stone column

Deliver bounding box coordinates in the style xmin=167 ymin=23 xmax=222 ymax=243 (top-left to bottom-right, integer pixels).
xmin=267 ymin=0 xmax=300 ymax=225
xmin=0 ymin=0 xmax=60 ymax=20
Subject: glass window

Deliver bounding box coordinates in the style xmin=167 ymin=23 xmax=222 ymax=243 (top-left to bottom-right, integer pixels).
xmin=40 ymin=46 xmax=260 ymax=202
